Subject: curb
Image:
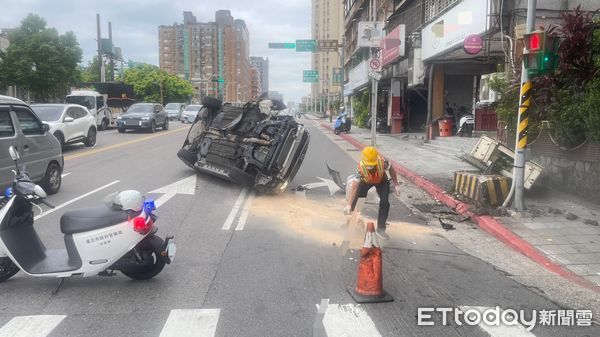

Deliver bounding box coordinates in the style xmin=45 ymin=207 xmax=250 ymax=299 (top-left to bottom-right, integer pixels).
xmin=320 ymin=122 xmax=600 ymax=292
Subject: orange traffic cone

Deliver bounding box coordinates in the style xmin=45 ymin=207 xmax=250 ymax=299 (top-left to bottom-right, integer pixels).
xmin=348 ymin=222 xmax=394 ymax=303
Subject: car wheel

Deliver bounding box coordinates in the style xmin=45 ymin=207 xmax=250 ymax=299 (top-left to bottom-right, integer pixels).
xmin=149 ymin=120 xmax=156 ymax=133
xmin=53 ymin=132 xmax=65 ymax=148
xmin=202 ymin=97 xmax=222 ymax=110
xmin=42 ymin=162 xmax=61 ymax=195
xmin=118 ymin=127 xmax=126 ymax=133
xmin=83 ymin=127 xmax=97 ymax=147
xmin=163 ymin=118 xmax=169 ymax=130
xmin=100 ymin=118 xmax=109 ymax=131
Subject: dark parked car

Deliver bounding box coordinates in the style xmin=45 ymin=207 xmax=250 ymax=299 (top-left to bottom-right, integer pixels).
xmin=116 ymin=103 xmax=168 ymax=133
xmin=177 ymin=95 xmax=310 ymax=193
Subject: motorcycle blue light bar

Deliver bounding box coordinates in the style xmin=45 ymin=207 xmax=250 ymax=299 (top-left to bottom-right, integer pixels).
xmin=4 ymin=187 xmax=12 ymax=198
xmin=143 ymin=199 xmax=156 ymax=214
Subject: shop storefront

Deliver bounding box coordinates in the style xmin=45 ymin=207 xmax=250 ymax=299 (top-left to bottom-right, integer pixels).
xmin=421 ymin=0 xmax=503 ymax=136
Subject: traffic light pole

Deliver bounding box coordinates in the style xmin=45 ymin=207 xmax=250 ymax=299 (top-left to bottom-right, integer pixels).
xmin=512 ymin=0 xmax=536 ymax=211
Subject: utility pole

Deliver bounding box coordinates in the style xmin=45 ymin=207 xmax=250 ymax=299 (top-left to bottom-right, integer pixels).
xmin=96 ymin=14 xmax=102 ymax=82
xmin=108 ymin=22 xmax=114 ymax=81
xmin=513 ymin=0 xmax=536 ymax=211
xmin=370 ymin=0 xmax=378 ymax=147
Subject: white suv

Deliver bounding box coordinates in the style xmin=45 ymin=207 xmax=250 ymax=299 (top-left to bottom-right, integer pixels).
xmin=31 ymin=104 xmax=97 ymax=148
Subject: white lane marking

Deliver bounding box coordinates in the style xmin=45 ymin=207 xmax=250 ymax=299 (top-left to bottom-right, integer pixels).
xmin=159 ymin=309 xmax=220 ymax=337
xmin=460 ymin=306 xmax=536 ymax=337
xmin=221 ymin=188 xmax=248 ymax=230
xmin=0 ymin=315 xmax=66 ymax=337
xmin=61 ymin=172 xmax=71 ymax=178
xmin=34 ymin=180 xmax=120 ymax=221
xmin=150 ymin=175 xmax=197 ymax=208
xmin=321 ymin=302 xmax=382 ymax=337
xmin=235 ymin=192 xmax=255 ymax=231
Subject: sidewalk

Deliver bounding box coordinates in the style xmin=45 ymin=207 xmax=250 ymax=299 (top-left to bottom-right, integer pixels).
xmin=312 ymin=114 xmax=600 ymax=290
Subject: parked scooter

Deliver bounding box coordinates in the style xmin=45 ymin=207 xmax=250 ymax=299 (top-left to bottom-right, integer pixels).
xmin=333 ymin=111 xmax=352 ymax=135
xmin=456 ymin=113 xmax=475 ymax=137
xmin=0 ymin=146 xmax=175 ymax=288
xmin=367 ymin=115 xmax=390 ymax=134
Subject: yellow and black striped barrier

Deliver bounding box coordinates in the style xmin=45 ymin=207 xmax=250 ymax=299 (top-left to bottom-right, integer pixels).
xmin=517 ymin=80 xmax=531 ymax=150
xmin=453 ymin=171 xmax=511 ymax=207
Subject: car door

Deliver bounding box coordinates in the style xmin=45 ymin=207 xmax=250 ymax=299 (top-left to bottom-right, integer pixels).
xmin=12 ymin=106 xmax=51 ymax=182
xmin=63 ymin=106 xmax=79 ymax=142
xmin=0 ymin=105 xmax=19 ymax=189
xmin=74 ymin=107 xmax=88 ymax=138
xmin=155 ymin=105 xmax=165 ymax=124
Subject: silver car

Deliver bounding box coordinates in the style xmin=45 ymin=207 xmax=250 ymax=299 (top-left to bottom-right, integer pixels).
xmin=164 ymin=103 xmax=186 ymax=120
xmin=180 ymin=104 xmax=202 ymax=123
xmin=0 ymin=95 xmax=63 ymax=195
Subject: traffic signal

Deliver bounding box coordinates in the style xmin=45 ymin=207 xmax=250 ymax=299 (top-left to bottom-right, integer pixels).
xmin=522 ymin=30 xmax=559 ymax=76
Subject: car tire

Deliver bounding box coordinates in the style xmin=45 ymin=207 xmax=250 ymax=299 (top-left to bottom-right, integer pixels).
xmin=118 ymin=127 xmax=126 ymax=133
xmin=163 ymin=118 xmax=169 ymax=130
xmin=83 ymin=127 xmax=97 ymax=147
xmin=42 ymin=162 xmax=61 ymax=195
xmin=149 ymin=120 xmax=156 ymax=133
xmin=202 ymin=97 xmax=222 ymax=110
xmin=53 ymin=132 xmax=65 ymax=148
xmin=100 ymin=118 xmax=109 ymax=131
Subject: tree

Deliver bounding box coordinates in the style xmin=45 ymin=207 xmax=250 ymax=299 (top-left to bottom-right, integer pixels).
xmin=123 ymin=65 xmax=193 ymax=104
xmin=0 ymin=14 xmax=82 ymax=101
xmin=79 ymin=56 xmax=117 ymax=83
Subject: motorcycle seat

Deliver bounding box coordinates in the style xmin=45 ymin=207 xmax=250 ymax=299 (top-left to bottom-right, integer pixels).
xmin=60 ymin=206 xmax=129 ymax=234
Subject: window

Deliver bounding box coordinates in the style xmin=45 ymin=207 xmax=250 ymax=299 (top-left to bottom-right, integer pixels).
xmin=96 ymin=96 xmax=104 ymax=109
xmin=0 ymin=107 xmax=15 ymax=138
xmin=74 ymin=107 xmax=88 ymax=119
xmin=14 ymin=107 xmax=44 ymax=135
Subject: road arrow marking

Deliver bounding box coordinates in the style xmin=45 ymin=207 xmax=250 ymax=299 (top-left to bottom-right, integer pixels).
xmin=301 ymin=177 xmax=341 ymax=196
xmin=149 ymin=175 xmax=198 ymax=208
xmin=35 ymin=180 xmax=120 ymax=220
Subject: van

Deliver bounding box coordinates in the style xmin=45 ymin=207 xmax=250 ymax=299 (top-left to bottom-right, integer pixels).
xmin=0 ymin=95 xmax=63 ymax=195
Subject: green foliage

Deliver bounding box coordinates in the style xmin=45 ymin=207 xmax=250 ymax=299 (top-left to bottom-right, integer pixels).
xmin=493 ymin=7 xmax=599 ymax=147
xmin=352 ymin=90 xmax=370 ymax=128
xmin=123 ymin=65 xmax=193 ymax=104
xmin=582 ymin=77 xmax=600 ymax=142
xmin=79 ymin=56 xmax=117 ymax=83
xmin=0 ymin=14 xmax=82 ymax=100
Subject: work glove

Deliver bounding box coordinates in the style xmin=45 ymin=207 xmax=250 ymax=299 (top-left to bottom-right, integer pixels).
xmin=343 ymin=204 xmax=352 ymax=215
xmin=394 ymin=184 xmax=401 ymax=197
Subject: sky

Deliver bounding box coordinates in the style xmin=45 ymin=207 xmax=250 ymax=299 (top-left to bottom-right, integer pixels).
xmin=1 ymin=0 xmax=313 ymax=103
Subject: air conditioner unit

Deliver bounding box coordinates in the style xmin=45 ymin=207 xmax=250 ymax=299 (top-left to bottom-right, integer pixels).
xmin=479 ymin=73 xmax=505 ymax=104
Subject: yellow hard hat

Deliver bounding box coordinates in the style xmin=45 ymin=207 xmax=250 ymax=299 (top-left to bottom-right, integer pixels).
xmin=361 ymin=146 xmax=379 ymax=166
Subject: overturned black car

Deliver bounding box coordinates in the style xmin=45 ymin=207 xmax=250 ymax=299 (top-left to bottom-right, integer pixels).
xmin=177 ymin=95 xmax=310 ymax=193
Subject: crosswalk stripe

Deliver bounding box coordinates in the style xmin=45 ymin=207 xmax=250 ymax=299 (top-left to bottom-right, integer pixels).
xmin=460 ymin=306 xmax=536 ymax=337
xmin=159 ymin=309 xmax=220 ymax=337
xmin=320 ymin=301 xmax=382 ymax=337
xmin=0 ymin=315 xmax=66 ymax=337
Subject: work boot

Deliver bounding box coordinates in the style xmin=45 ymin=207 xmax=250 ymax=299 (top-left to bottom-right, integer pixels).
xmin=376 ymin=227 xmax=390 ymax=240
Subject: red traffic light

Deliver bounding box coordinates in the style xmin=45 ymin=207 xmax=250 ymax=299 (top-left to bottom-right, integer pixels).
xmin=524 ymin=30 xmax=546 ymax=53
xmin=530 ymin=33 xmax=541 ymax=50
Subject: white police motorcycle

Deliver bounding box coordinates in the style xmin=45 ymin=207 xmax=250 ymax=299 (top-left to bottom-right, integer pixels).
xmin=0 ymin=146 xmax=175 ymax=288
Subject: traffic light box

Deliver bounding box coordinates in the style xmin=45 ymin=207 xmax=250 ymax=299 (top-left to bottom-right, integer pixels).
xmin=522 ymin=30 xmax=559 ymax=76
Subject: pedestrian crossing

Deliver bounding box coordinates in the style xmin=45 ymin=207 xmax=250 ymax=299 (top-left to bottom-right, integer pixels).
xmin=0 ymin=306 xmax=545 ymax=337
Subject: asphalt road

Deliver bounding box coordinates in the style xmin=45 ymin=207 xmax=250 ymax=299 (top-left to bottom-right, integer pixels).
xmin=0 ymin=119 xmax=597 ymax=337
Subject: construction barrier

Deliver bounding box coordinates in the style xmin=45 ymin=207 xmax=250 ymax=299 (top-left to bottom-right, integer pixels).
xmin=453 ymin=171 xmax=511 ymax=207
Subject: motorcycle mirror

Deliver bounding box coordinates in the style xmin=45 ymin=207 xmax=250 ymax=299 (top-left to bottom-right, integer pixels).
xmin=33 ymin=185 xmax=47 ymax=199
xmin=8 ymin=146 xmax=19 ymax=161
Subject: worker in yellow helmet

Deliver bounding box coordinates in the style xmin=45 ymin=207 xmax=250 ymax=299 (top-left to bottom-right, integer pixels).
xmin=346 ymin=146 xmax=401 ymax=239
